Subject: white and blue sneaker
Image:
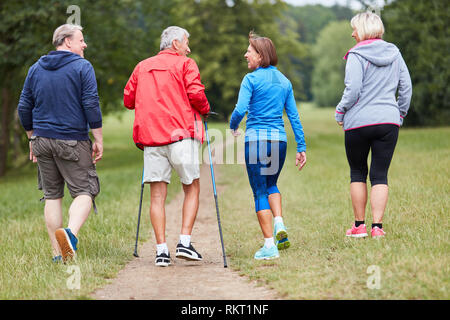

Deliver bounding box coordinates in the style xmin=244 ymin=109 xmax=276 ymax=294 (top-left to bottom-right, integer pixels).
xmin=55 ymin=228 xmax=78 ymax=262
xmin=274 ymin=221 xmax=290 ymax=250
xmin=254 ymin=245 xmax=279 ymax=260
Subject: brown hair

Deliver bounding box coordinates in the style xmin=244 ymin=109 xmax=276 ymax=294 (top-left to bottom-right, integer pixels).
xmin=248 ymin=31 xmax=278 ymax=68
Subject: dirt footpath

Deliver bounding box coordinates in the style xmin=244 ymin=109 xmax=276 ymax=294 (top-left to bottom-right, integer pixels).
xmin=92 ymin=164 xmax=277 ymax=300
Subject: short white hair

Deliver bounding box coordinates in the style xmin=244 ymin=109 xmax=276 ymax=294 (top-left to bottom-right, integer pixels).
xmin=53 ymin=24 xmax=83 ymax=47
xmin=160 ymin=26 xmax=189 ymax=51
xmin=351 ymin=12 xmax=384 ymax=41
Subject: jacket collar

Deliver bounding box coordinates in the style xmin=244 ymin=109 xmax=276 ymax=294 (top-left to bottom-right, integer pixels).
xmin=343 ymin=38 xmax=381 ymax=60
xmin=255 ymin=65 xmax=276 ymax=71
xmin=144 ymin=50 xmax=183 ymax=72
xmin=158 ymin=49 xmax=182 ymax=56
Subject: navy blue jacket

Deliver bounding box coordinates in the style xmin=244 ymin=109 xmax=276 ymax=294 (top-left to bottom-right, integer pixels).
xmin=18 ymin=51 xmax=102 ymax=140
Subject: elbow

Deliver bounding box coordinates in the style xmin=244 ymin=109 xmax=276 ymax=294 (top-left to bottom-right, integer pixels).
xmin=123 ymin=87 xmax=136 ymax=109
xmin=341 ymin=86 xmax=361 ymax=108
xmin=340 ymin=95 xmax=359 ymax=110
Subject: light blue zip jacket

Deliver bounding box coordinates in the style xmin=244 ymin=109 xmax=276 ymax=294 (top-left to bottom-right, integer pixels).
xmin=230 ymin=66 xmax=306 ymax=152
xmin=335 ymin=39 xmax=412 ymax=130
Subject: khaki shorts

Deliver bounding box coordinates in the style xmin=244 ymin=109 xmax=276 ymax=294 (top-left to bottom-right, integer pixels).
xmin=143 ymin=139 xmax=200 ymax=185
xmin=31 ymin=136 xmax=100 ymax=200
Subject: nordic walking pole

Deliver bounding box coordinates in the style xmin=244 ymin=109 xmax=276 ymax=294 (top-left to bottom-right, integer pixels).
xmin=204 ymin=117 xmax=228 ymax=268
xmin=133 ymin=167 xmax=145 ymax=257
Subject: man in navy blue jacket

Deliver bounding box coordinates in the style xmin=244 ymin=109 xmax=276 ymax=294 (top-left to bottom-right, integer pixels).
xmin=18 ymin=24 xmax=103 ymax=263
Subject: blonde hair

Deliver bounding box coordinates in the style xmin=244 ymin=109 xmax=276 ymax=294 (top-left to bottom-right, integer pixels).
xmin=52 ymin=24 xmax=83 ymax=47
xmin=351 ymin=12 xmax=384 ymax=41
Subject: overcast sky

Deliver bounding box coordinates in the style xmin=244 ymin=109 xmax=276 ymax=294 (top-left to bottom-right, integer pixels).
xmin=283 ymin=0 xmax=386 ymax=10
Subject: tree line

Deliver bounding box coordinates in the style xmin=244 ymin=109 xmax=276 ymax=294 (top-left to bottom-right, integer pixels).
xmin=0 ymin=0 xmax=448 ymax=176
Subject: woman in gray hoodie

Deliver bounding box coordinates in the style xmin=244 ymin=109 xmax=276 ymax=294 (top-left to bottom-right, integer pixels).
xmin=335 ymin=12 xmax=412 ymax=238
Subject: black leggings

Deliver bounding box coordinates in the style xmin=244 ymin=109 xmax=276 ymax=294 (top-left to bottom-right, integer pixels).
xmin=345 ymin=124 xmax=399 ymax=186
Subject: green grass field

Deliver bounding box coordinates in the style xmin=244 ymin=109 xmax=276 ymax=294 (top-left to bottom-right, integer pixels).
xmin=0 ymin=104 xmax=448 ymax=299
xmin=0 ymin=112 xmax=181 ymax=299
xmin=219 ymin=103 xmax=449 ymax=299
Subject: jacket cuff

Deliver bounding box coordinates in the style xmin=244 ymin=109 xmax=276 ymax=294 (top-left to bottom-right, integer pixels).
xmin=89 ymin=121 xmax=102 ymax=129
xmin=335 ymin=110 xmax=344 ymax=122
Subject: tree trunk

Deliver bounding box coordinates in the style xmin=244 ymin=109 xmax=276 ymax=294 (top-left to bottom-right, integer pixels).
xmin=13 ymin=109 xmax=22 ymax=162
xmin=0 ymin=86 xmax=12 ymax=177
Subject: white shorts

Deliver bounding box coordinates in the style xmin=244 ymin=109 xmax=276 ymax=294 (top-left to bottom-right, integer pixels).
xmin=143 ymin=139 xmax=200 ymax=185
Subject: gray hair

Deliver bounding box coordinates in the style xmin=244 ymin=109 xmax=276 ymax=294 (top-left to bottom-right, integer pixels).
xmin=52 ymin=24 xmax=83 ymax=47
xmin=160 ymin=26 xmax=189 ymax=51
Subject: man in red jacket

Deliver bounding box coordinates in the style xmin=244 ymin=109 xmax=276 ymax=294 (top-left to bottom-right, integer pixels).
xmin=124 ymin=26 xmax=210 ymax=267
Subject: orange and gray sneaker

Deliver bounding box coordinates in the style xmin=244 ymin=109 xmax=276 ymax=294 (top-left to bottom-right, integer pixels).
xmin=345 ymin=224 xmax=368 ymax=238
xmin=371 ymin=226 xmax=386 ymax=238
xmin=55 ymin=228 xmax=78 ymax=262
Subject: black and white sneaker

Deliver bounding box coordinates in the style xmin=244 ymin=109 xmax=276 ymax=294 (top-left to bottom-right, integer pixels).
xmin=176 ymin=243 xmax=203 ymax=261
xmin=155 ymin=252 xmax=171 ymax=267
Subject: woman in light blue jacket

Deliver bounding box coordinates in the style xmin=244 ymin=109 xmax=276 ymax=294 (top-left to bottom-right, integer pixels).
xmin=230 ymin=32 xmax=306 ymax=260
xmin=336 ymin=12 xmax=412 ymax=238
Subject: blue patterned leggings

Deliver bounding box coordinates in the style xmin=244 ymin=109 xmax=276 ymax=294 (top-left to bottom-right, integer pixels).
xmin=245 ymin=140 xmax=287 ymax=212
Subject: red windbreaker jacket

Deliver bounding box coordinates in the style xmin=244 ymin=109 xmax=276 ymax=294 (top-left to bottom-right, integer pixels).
xmin=124 ymin=50 xmax=210 ymax=149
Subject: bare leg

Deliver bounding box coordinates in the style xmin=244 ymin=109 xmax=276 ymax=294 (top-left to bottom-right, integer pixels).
xmin=268 ymin=193 xmax=282 ymax=218
xmin=350 ymin=182 xmax=367 ymax=222
xmin=67 ymin=195 xmax=92 ymax=237
xmin=256 ymin=209 xmax=273 ymax=238
xmin=371 ymin=184 xmax=388 ymax=224
xmin=150 ymin=182 xmax=168 ymax=244
xmin=45 ymin=198 xmax=63 ymax=256
xmin=181 ymin=178 xmax=200 ymax=236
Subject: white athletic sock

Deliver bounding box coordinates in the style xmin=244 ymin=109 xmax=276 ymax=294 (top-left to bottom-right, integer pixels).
xmin=156 ymin=243 xmax=168 ymax=255
xmin=264 ymin=237 xmax=275 ymax=248
xmin=274 ymin=216 xmax=284 ymax=225
xmin=179 ymin=234 xmax=191 ymax=247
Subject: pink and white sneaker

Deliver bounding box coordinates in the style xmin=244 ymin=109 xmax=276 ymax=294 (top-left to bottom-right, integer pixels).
xmin=371 ymin=226 xmax=386 ymax=238
xmin=345 ymin=224 xmax=368 ymax=238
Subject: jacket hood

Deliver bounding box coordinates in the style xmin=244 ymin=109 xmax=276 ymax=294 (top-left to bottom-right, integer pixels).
xmin=38 ymin=51 xmax=83 ymax=70
xmin=344 ymin=39 xmax=400 ymax=67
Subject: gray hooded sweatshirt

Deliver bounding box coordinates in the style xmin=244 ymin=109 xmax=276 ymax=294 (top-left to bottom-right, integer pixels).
xmin=335 ymin=39 xmax=412 ymax=130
